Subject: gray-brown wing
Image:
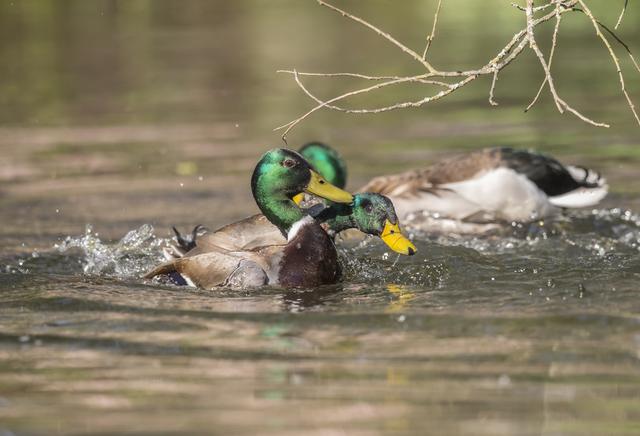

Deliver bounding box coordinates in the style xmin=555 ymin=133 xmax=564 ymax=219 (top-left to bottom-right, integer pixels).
xmin=186 ymin=214 xmax=286 ymax=255
xmin=358 ymin=148 xmax=502 ymax=198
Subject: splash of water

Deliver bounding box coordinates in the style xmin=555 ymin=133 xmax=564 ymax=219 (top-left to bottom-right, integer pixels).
xmin=55 ymin=224 xmax=167 ymax=278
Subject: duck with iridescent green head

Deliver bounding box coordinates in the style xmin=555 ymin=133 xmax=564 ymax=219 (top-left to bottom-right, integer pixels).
xmin=145 ymin=148 xmax=355 ymax=289
xmin=168 ymin=142 xmax=415 ymax=258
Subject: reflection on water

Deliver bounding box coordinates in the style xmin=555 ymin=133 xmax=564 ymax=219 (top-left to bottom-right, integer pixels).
xmin=1 ymin=0 xmax=640 ymax=434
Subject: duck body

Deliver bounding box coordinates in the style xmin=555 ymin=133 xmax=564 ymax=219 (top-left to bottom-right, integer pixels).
xmin=148 ymin=216 xmax=339 ymax=288
xmin=144 ymin=148 xmax=353 ymax=289
xmin=359 ymin=147 xmax=608 ymax=223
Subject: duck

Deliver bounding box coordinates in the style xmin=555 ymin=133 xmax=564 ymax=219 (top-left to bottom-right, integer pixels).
xmin=359 ymin=147 xmax=608 ymax=224
xmin=298 ymin=141 xmax=347 ymax=188
xmin=291 ymin=141 xmax=347 ymax=205
xmin=167 ymin=141 xmax=414 ymax=258
xmin=144 ymin=148 xmax=355 ymax=289
xmin=169 ymin=192 xmax=416 ymax=257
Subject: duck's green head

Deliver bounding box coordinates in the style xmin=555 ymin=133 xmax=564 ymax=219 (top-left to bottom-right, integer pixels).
xmin=251 ymin=148 xmax=353 ymax=232
xmin=299 ymin=142 xmax=347 ymax=189
xmin=352 ymin=193 xmax=416 ymax=256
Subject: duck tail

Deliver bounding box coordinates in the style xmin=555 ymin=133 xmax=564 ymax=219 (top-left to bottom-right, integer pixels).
xmin=548 ymin=165 xmax=608 ymax=208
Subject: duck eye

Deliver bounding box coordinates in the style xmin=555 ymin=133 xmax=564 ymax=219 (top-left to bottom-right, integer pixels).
xmin=282 ymin=159 xmax=296 ymax=168
xmin=360 ymin=200 xmax=373 ymax=213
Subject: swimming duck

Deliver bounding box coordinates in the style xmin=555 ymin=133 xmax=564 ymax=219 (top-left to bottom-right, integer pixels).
xmin=144 ymin=148 xmax=354 ymax=289
xmin=359 ymin=147 xmax=608 ymax=224
xmin=169 ymin=192 xmax=416 ymax=256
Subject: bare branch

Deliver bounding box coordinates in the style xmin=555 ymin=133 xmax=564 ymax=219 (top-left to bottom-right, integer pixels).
xmin=511 ymin=1 xmax=556 ymax=13
xmin=526 ymin=0 xmax=563 ymax=113
xmin=277 ymin=0 xmax=638 ymax=137
xmin=317 ymin=0 xmax=437 ymax=74
xmin=277 ymin=70 xmax=452 ymax=87
xmin=275 ymin=73 xmax=427 ymax=137
xmin=422 ymin=0 xmax=442 ymax=60
xmin=526 ymin=3 xmax=562 ymax=112
xmin=489 ymin=70 xmax=499 ymax=106
xmin=571 ymin=9 xmax=640 ymax=74
xmin=615 ymin=0 xmax=629 ymax=30
xmin=275 ymin=71 xmax=475 ymax=138
xmin=526 ymin=0 xmax=609 ymax=126
xmin=576 ymin=0 xmax=640 ymax=125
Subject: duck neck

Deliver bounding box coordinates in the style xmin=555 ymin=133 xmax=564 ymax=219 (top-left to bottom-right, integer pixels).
xmin=315 ymin=203 xmax=355 ymax=233
xmin=255 ymin=195 xmax=306 ymax=235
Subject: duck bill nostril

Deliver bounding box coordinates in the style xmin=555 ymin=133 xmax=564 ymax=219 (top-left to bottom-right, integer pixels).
xmin=380 ymin=220 xmax=417 ymax=255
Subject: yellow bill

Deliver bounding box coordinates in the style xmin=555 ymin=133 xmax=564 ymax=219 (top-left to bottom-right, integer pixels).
xmin=381 ymin=220 xmax=417 ymax=255
xmin=292 ymin=193 xmax=305 ymax=205
xmin=304 ymin=170 xmax=353 ymax=204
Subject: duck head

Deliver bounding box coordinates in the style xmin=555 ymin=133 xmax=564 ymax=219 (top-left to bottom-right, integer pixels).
xmin=351 ymin=193 xmax=416 ymax=256
xmin=251 ymin=148 xmax=353 ymax=233
xmin=298 ymin=142 xmax=348 ymax=189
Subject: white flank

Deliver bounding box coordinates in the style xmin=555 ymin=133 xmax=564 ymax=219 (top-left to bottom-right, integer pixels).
xmin=287 ymin=215 xmax=315 ymax=241
xmin=439 ymin=168 xmax=557 ymax=222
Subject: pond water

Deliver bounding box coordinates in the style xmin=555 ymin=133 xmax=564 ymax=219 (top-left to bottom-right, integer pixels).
xmin=1 ymin=1 xmax=640 ymax=435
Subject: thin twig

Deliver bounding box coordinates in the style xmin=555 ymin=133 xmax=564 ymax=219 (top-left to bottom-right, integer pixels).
xmin=576 ymin=0 xmax=640 ymax=125
xmin=526 ymin=0 xmax=564 ymax=113
xmin=489 ymin=70 xmax=499 ymax=106
xmin=526 ymin=2 xmax=562 ymax=112
xmin=526 ymin=0 xmax=608 ymax=126
xmin=615 ymin=0 xmax=629 ymax=30
xmin=422 ymin=0 xmax=442 ymax=60
xmin=277 ymin=70 xmax=452 ymax=87
xmin=275 ymin=73 xmax=425 ymax=136
xmin=511 ymin=1 xmax=556 ymax=13
xmin=571 ymin=9 xmax=640 ymax=73
xmin=317 ymin=0 xmax=437 ymax=74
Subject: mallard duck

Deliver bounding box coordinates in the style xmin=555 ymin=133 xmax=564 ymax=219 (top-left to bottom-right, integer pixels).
xmin=144 ymin=148 xmax=355 ymax=289
xmin=169 ymin=192 xmax=416 ymax=257
xmin=359 ymin=147 xmax=608 ymax=223
xmin=299 ymin=141 xmax=347 ymax=188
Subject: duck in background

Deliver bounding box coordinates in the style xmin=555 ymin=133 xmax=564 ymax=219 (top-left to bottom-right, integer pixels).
xmin=359 ymin=147 xmax=608 ymax=225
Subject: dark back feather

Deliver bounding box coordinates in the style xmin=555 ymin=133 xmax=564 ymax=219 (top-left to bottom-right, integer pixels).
xmin=497 ymin=147 xmax=597 ymax=196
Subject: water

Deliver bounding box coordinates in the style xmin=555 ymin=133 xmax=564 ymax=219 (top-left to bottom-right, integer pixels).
xmin=1 ymin=1 xmax=640 ymax=434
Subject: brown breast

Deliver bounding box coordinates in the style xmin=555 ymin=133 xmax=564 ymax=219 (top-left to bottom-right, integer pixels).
xmin=277 ymin=222 xmax=340 ymax=288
